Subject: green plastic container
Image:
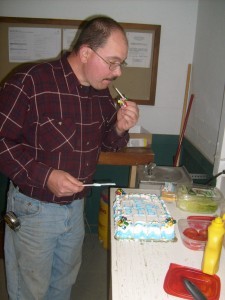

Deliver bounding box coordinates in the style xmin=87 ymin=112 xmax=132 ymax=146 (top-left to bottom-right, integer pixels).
xmin=176 ymin=184 xmax=224 ymax=213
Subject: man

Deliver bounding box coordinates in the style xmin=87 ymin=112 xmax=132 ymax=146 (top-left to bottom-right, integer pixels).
xmin=0 ymin=16 xmax=139 ymax=299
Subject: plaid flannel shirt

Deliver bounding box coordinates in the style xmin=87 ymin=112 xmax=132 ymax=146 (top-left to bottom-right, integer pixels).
xmin=0 ymin=53 xmax=129 ymax=204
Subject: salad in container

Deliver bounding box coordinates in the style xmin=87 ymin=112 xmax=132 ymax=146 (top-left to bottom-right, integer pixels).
xmin=176 ymin=184 xmax=224 ymax=213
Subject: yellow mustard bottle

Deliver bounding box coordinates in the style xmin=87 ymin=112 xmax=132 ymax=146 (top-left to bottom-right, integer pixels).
xmin=202 ymin=214 xmax=225 ymax=275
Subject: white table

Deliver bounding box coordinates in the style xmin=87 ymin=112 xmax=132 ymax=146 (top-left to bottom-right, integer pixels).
xmin=110 ymin=188 xmax=225 ymax=300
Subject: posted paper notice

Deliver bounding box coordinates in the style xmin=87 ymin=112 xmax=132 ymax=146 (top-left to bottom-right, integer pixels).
xmin=126 ymin=31 xmax=153 ymax=68
xmin=9 ymin=27 xmax=61 ymax=63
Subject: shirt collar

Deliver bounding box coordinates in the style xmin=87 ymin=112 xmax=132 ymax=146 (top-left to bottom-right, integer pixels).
xmin=60 ymin=52 xmax=81 ymax=93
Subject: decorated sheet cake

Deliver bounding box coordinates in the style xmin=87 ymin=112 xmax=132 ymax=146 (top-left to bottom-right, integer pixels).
xmin=113 ymin=189 xmax=176 ymax=242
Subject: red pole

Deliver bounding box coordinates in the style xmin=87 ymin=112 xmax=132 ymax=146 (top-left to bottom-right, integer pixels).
xmin=173 ymin=94 xmax=194 ymax=167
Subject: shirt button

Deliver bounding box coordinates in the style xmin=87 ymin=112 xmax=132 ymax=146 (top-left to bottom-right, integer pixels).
xmin=86 ymin=141 xmax=90 ymax=145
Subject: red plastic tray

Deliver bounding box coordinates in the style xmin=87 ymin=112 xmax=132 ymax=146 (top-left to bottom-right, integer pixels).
xmin=163 ymin=263 xmax=221 ymax=299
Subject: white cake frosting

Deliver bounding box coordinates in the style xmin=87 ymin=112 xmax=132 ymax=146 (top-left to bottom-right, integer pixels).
xmin=113 ymin=189 xmax=176 ymax=241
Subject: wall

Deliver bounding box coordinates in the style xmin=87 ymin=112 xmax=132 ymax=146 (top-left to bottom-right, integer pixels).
xmin=186 ymin=0 xmax=225 ymax=165
xmin=0 ymin=0 xmax=198 ymax=135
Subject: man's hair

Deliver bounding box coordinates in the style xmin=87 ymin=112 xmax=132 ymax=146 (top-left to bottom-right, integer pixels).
xmin=73 ymin=16 xmax=127 ymax=53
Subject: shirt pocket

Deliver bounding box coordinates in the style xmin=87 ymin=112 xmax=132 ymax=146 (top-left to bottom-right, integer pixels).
xmin=38 ymin=116 xmax=76 ymax=152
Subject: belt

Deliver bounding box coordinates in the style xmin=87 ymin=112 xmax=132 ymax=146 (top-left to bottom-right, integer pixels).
xmin=10 ymin=181 xmax=77 ymax=205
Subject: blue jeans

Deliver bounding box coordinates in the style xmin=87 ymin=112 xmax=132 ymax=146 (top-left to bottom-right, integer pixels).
xmin=4 ymin=183 xmax=85 ymax=300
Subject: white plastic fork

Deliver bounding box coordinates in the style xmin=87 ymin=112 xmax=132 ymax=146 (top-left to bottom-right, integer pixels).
xmin=82 ymin=183 xmax=116 ymax=187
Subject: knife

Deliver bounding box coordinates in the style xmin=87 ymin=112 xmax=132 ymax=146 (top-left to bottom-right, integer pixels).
xmin=183 ymin=278 xmax=207 ymax=300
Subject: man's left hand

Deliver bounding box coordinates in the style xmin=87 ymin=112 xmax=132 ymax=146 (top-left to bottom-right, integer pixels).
xmin=115 ymin=101 xmax=139 ymax=135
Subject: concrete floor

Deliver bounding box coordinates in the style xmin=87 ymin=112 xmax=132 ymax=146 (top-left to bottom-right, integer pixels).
xmin=0 ymin=234 xmax=109 ymax=300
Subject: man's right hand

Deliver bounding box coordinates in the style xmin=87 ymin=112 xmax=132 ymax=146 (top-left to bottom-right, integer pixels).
xmin=47 ymin=169 xmax=84 ymax=197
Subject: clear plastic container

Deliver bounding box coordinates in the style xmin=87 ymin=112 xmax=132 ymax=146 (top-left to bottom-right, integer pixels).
xmin=176 ymin=184 xmax=224 ymax=213
xmin=178 ymin=218 xmax=213 ymax=250
xmin=160 ymin=182 xmax=177 ymax=202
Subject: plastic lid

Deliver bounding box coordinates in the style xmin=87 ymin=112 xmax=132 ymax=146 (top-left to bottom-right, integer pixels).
xmin=187 ymin=216 xmax=215 ymax=221
xmin=163 ymin=263 xmax=221 ymax=299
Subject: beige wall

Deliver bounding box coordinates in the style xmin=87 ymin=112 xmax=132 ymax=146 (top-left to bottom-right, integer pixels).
xmin=0 ymin=0 xmax=198 ymax=135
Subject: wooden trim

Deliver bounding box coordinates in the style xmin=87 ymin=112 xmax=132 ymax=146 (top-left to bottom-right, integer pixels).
xmin=98 ymin=148 xmax=154 ymax=166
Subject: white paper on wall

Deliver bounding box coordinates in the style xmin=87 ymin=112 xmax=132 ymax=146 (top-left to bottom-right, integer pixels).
xmin=62 ymin=28 xmax=79 ymax=51
xmin=8 ymin=27 xmax=61 ymax=62
xmin=126 ymin=31 xmax=153 ymax=68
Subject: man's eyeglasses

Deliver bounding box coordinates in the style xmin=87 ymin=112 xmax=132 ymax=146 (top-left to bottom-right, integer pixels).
xmin=90 ymin=48 xmax=127 ymax=71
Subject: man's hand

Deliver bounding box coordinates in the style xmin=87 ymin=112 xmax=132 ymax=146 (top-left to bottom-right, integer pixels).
xmin=115 ymin=101 xmax=139 ymax=135
xmin=47 ymin=169 xmax=84 ymax=197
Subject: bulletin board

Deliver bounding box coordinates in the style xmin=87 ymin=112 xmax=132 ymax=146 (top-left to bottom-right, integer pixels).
xmin=0 ymin=17 xmax=161 ymax=105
